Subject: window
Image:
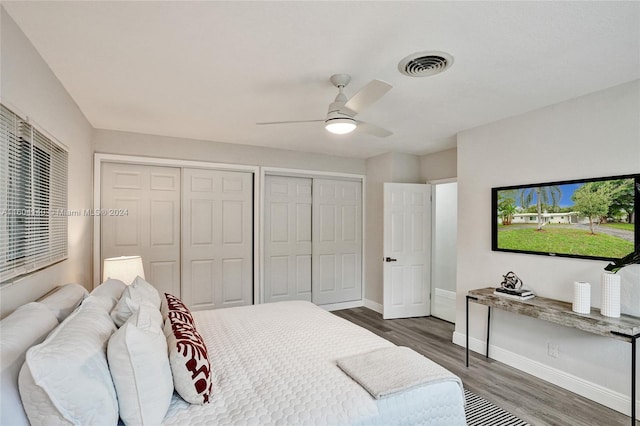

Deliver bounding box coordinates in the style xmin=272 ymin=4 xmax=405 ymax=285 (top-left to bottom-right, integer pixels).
xmin=0 ymin=104 xmax=68 ymax=282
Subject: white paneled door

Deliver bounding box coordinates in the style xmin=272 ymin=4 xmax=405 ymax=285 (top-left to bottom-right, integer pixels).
xmin=101 ymin=163 xmax=181 ymax=296
xmin=383 ymin=183 xmax=431 ymax=319
xmin=182 ymin=168 xmax=253 ymax=310
xmin=264 ymin=176 xmax=312 ymax=303
xmin=312 ymin=179 xmax=362 ymax=305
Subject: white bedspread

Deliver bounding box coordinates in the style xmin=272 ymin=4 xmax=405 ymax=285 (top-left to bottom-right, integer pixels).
xmin=162 ymin=301 xmax=466 ymax=425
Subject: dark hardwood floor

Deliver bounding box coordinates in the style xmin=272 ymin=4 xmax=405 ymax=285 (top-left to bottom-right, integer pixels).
xmin=333 ymin=307 xmax=636 ymax=426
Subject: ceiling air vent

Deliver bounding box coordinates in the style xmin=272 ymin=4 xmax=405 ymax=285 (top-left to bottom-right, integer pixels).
xmin=398 ymin=51 xmax=454 ymax=77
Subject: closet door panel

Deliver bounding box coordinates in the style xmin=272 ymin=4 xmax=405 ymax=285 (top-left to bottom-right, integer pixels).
xmin=264 ymin=176 xmax=312 ymax=303
xmin=150 ymin=200 xmax=177 ymax=246
xmin=341 ymin=253 xmax=357 ymax=289
xmin=148 ymin=261 xmax=179 ymax=297
xmin=190 ymin=259 xmax=215 ymax=305
xmin=222 ymin=200 xmax=245 ymax=243
xmin=269 ymin=256 xmax=290 ymax=297
xmin=296 ymin=254 xmax=312 ymax=294
xmin=221 ymin=258 xmax=246 ymax=303
xmin=312 ymin=179 xmax=362 ymax=305
xmin=113 ymin=198 xmax=140 ymax=247
xmin=182 ymin=168 xmax=253 ymax=310
xmin=101 ymin=163 xmax=180 ymax=296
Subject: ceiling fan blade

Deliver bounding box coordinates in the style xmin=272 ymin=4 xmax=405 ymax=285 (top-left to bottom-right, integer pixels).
xmin=256 ymin=119 xmax=324 ymax=125
xmin=343 ymin=79 xmax=392 ymax=115
xmin=356 ymin=121 xmax=393 ymax=138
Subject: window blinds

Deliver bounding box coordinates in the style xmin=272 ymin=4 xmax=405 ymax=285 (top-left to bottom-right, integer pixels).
xmin=0 ymin=104 xmax=68 ymax=282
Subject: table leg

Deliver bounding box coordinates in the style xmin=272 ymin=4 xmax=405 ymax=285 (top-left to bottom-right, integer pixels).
xmin=487 ymin=306 xmax=491 ymax=359
xmin=632 ymin=335 xmax=636 ymax=426
xmin=466 ymin=296 xmax=470 ymax=368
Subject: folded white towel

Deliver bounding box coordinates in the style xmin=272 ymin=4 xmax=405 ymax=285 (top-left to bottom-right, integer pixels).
xmin=336 ymin=346 xmax=464 ymax=400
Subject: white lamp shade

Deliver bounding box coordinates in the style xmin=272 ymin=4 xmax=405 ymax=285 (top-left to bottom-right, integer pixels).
xmin=103 ymin=256 xmax=145 ymax=285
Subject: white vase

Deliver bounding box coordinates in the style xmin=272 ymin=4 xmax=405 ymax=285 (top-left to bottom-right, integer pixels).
xmin=601 ymin=272 xmax=621 ymax=318
xmin=572 ymin=281 xmax=591 ymax=314
xmin=620 ymin=265 xmax=640 ymax=317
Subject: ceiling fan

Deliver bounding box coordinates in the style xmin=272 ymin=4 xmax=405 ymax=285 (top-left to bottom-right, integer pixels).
xmin=257 ymin=74 xmax=393 ymax=137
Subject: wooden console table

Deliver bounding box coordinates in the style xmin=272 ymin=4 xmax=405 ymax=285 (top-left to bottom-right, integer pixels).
xmin=466 ymin=287 xmax=640 ymax=426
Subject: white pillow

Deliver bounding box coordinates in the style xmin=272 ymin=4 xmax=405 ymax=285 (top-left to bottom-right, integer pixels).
xmin=0 ymin=303 xmax=58 ymax=426
xmin=90 ymin=278 xmax=126 ymax=312
xmin=110 ymin=296 xmax=139 ymax=328
xmin=38 ymin=283 xmax=88 ymax=323
xmin=108 ymin=303 xmax=173 ymax=425
xmin=19 ymin=296 xmax=118 ymax=425
xmin=110 ymin=276 xmax=161 ymax=327
xmin=129 ymin=275 xmax=161 ymax=307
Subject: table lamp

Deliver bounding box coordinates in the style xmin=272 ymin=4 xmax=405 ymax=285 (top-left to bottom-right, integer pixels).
xmin=102 ymin=255 xmax=145 ymax=285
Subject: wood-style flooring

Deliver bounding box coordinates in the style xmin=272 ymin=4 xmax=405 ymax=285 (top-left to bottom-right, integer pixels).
xmin=333 ymin=307 xmax=636 ymax=426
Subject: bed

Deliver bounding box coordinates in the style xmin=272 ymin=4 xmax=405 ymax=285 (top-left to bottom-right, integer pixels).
xmin=2 ymin=279 xmax=466 ymax=425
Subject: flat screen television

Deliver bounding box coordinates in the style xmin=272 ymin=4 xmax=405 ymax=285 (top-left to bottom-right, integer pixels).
xmin=491 ymin=174 xmax=639 ymax=261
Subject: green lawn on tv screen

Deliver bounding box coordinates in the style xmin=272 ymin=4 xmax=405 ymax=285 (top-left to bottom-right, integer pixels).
xmin=497 ymin=227 xmax=634 ymax=258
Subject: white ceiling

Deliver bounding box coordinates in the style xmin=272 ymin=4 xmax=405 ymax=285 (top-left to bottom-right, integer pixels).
xmin=4 ymin=1 xmax=639 ymax=159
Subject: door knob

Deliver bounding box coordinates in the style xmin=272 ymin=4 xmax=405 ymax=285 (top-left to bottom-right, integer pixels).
xmin=385 ymin=257 xmax=397 ymax=262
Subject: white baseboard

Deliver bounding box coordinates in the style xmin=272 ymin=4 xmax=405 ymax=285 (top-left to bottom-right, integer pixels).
xmin=363 ymin=298 xmax=383 ymax=314
xmin=453 ymin=331 xmax=639 ymax=417
xmin=432 ymin=288 xmax=456 ymax=322
xmin=319 ymin=300 xmax=363 ymax=312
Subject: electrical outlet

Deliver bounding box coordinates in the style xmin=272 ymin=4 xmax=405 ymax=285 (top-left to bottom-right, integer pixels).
xmin=548 ymin=343 xmax=559 ymax=358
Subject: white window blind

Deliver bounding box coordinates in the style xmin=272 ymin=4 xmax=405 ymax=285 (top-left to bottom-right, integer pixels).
xmin=0 ymin=104 xmax=68 ymax=282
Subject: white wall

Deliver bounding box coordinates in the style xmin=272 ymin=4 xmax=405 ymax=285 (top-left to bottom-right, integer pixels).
xmin=0 ymin=9 xmax=94 ymax=318
xmin=390 ymin=152 xmax=422 ymax=184
xmin=364 ymin=153 xmax=393 ymax=306
xmin=420 ymin=147 xmax=457 ymax=182
xmin=93 ymin=129 xmax=365 ymax=174
xmin=456 ymin=80 xmax=640 ymax=414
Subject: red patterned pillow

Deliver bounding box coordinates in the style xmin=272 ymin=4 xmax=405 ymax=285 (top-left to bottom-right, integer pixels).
xmin=164 ymin=295 xmax=212 ymax=405
xmin=163 ymin=293 xmax=194 ymax=326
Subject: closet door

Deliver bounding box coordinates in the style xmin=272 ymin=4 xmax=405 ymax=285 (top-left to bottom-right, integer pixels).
xmin=264 ymin=176 xmax=312 ymax=303
xmin=182 ymin=168 xmax=253 ymax=310
xmin=312 ymin=179 xmax=362 ymax=305
xmin=101 ymin=163 xmax=181 ymax=296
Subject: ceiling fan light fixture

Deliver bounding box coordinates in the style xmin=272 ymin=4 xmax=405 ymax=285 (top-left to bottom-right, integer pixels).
xmin=325 ymin=117 xmax=357 ymax=135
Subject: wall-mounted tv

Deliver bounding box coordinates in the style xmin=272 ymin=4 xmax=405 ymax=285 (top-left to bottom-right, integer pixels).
xmin=491 ymin=174 xmax=639 ymax=261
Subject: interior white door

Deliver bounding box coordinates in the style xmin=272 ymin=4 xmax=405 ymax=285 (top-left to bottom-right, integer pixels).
xmin=383 ymin=183 xmax=432 ymax=319
xmin=182 ymin=168 xmax=253 ymax=310
xmin=101 ymin=163 xmax=181 ymax=296
xmin=312 ymin=179 xmax=362 ymax=306
xmin=264 ymin=176 xmax=312 ymax=303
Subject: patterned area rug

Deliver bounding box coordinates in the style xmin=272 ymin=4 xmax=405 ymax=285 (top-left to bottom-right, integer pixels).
xmin=465 ymin=389 xmax=530 ymax=426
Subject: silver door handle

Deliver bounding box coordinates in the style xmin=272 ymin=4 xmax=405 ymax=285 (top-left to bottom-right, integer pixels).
xmin=385 ymin=257 xmax=397 ymax=262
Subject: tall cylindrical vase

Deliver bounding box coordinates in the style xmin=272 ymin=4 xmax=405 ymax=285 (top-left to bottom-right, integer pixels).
xmin=601 ymin=272 xmax=621 ymax=318
xmin=620 ymin=265 xmax=640 ymax=317
xmin=572 ymin=281 xmax=591 ymax=314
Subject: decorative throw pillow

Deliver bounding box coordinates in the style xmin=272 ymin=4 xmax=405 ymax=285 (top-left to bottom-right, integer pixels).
xmin=164 ymin=294 xmax=212 ymax=405
xmin=110 ymin=276 xmax=161 ymax=327
xmin=163 ymin=292 xmax=195 ymax=327
xmin=19 ymin=297 xmax=118 ymax=425
xmin=108 ymin=303 xmax=173 ymax=425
